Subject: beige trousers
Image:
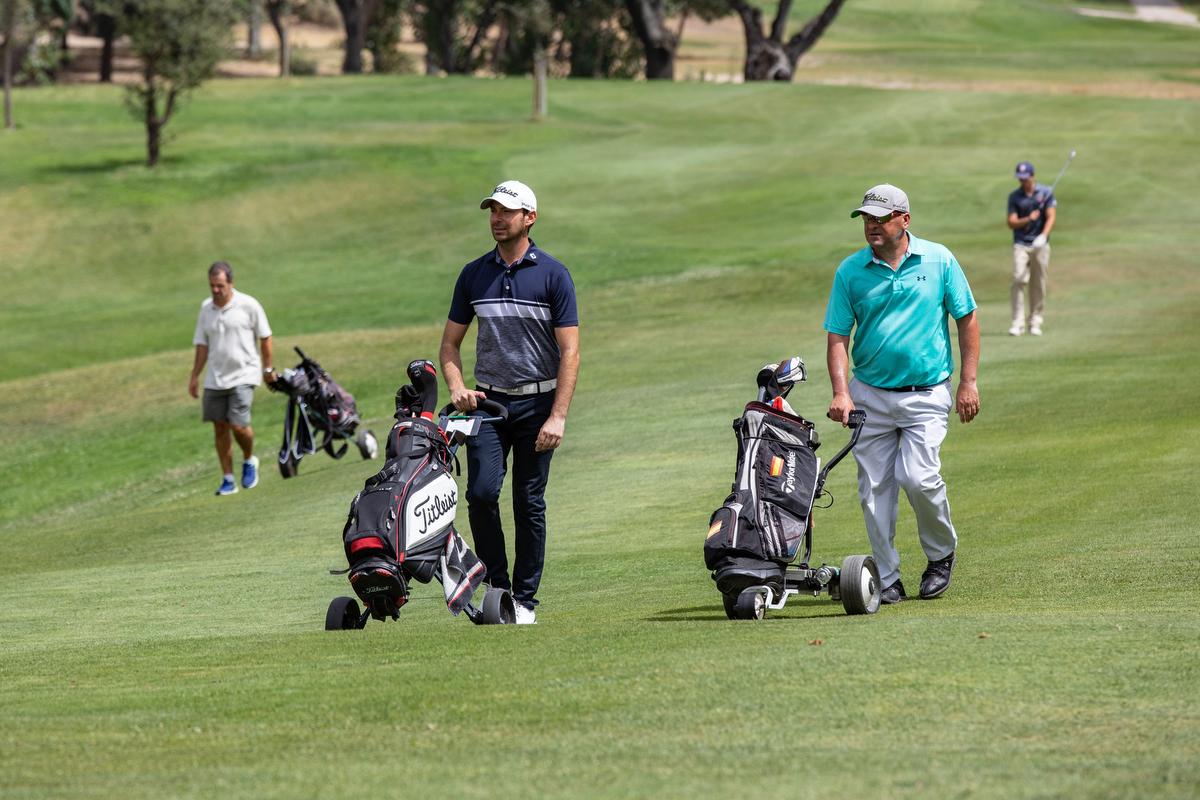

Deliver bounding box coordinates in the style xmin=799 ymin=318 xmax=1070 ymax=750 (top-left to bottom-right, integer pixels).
xmin=1012 ymin=243 xmax=1050 ymax=329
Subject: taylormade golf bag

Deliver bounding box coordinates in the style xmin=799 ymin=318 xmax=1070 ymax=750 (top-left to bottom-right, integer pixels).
xmin=333 ymin=359 xmax=511 ymax=625
xmin=703 ymin=400 xmax=821 ymax=596
xmin=703 ymin=357 xmax=876 ymax=620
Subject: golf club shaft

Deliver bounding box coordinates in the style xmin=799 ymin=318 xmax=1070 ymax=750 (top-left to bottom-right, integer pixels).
xmin=1048 ymin=149 xmax=1076 ymax=194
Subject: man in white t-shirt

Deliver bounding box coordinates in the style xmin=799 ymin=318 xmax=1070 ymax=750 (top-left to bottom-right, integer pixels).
xmin=188 ymin=261 xmax=275 ymax=496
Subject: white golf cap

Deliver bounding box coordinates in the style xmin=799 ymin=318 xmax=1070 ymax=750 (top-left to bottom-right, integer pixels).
xmin=480 ymin=180 xmax=537 ymax=212
xmin=851 ymin=184 xmax=910 ymax=219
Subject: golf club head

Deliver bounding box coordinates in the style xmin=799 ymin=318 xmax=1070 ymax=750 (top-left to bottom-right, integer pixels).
xmin=405 ymin=359 xmax=439 ymax=418
xmin=773 ymin=357 xmax=807 ymax=396
xmin=756 ymin=363 xmax=779 ymax=402
xmin=394 ymin=383 xmax=421 ymax=418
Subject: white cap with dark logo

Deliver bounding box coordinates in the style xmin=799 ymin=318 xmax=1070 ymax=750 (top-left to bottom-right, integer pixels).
xmin=480 ymin=180 xmax=537 ymax=212
xmin=851 ymin=184 xmax=910 ymax=219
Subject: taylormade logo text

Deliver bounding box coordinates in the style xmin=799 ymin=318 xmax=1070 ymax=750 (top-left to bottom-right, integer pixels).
xmin=784 ymin=451 xmax=797 ymax=493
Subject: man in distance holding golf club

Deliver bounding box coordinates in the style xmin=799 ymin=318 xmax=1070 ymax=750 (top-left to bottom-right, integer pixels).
xmin=439 ymin=180 xmax=580 ymax=625
xmin=1007 ymin=160 xmax=1057 ymax=336
xmin=824 ymin=184 xmax=980 ymax=605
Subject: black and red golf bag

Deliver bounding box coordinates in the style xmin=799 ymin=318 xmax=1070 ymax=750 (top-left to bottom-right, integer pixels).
xmin=338 ymin=360 xmax=487 ymax=621
xmin=703 ymin=401 xmax=821 ymax=597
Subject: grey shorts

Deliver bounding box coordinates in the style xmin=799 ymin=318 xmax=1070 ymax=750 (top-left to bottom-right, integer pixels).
xmin=202 ymin=385 xmax=254 ymax=426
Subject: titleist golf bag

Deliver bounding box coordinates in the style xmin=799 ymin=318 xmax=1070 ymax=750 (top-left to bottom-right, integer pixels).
xmin=328 ymin=359 xmax=515 ymax=628
xmin=270 ymin=347 xmax=377 ymax=478
xmin=703 ymin=401 xmax=821 ymax=596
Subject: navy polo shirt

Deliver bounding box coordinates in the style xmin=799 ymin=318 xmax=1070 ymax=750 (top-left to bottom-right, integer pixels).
xmin=1008 ymin=183 xmax=1057 ymax=245
xmin=448 ymin=240 xmax=578 ymax=388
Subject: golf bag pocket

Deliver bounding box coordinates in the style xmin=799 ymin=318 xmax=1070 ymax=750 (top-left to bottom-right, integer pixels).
xmin=704 ymin=493 xmax=754 ymax=568
xmin=751 ymin=439 xmax=818 ymax=561
xmin=344 ymin=480 xmax=402 ymax=565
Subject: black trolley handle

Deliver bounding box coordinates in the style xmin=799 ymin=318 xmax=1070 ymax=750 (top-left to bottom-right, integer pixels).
xmin=437 ymin=400 xmax=508 ymax=425
xmin=815 ymin=409 xmax=866 ymax=494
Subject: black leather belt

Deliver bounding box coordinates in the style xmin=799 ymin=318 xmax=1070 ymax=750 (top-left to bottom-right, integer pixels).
xmin=878 ymin=383 xmax=941 ymax=393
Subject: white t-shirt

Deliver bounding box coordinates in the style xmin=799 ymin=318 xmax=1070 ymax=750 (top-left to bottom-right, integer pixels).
xmin=193 ymin=290 xmax=272 ymax=390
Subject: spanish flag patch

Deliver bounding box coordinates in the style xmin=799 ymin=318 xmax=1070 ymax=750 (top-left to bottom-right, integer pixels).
xmin=769 ymin=456 xmax=784 ymax=477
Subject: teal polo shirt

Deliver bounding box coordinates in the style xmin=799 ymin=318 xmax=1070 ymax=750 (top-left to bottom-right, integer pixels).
xmin=823 ymin=232 xmax=976 ymax=389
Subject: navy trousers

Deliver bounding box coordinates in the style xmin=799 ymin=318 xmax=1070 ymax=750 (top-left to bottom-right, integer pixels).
xmin=465 ymin=389 xmax=555 ymax=608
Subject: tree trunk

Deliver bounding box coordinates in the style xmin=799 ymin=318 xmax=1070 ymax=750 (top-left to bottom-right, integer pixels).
xmin=247 ymin=0 xmax=262 ymax=58
xmin=145 ymin=93 xmax=160 ymax=166
xmin=421 ymin=0 xmax=495 ymax=75
xmin=730 ymin=0 xmax=845 ymax=81
xmin=335 ymin=0 xmax=379 ymax=74
xmin=267 ymin=2 xmax=289 ymax=77
xmin=3 ymin=33 xmax=12 ymax=130
xmin=98 ymin=13 xmax=115 ymax=83
xmin=625 ymin=0 xmax=676 ymax=80
xmin=143 ymin=75 xmax=177 ymax=167
xmin=782 ymin=0 xmax=845 ymax=67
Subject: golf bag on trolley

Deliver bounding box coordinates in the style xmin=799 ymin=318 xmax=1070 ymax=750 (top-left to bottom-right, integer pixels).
xmin=703 ymin=400 xmax=820 ymax=597
xmin=269 ymin=347 xmax=378 ymax=478
xmin=703 ymin=357 xmax=879 ymax=620
xmin=326 ymin=359 xmax=516 ymax=629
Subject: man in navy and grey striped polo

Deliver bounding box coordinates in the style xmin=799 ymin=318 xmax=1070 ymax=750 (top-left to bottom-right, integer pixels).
xmin=439 ymin=180 xmax=580 ymax=625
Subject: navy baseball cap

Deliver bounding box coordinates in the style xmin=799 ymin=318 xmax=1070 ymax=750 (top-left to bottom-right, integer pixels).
xmin=1014 ymin=161 xmax=1035 ymax=179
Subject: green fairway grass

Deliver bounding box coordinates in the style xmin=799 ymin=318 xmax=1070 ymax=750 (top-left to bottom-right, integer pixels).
xmin=2 ymin=2 xmax=1198 ymax=798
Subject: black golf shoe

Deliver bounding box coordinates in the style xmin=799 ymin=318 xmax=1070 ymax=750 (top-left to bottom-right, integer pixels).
xmin=919 ymin=552 xmax=956 ymax=599
xmin=880 ymin=580 xmax=907 ymax=605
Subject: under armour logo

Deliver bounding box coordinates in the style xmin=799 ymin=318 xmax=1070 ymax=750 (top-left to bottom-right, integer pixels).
xmin=916 ymin=276 xmax=927 ymax=281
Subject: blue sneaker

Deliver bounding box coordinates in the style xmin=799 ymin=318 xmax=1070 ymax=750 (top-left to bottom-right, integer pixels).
xmin=241 ymin=455 xmax=260 ymax=490
xmin=216 ymin=476 xmax=238 ymax=496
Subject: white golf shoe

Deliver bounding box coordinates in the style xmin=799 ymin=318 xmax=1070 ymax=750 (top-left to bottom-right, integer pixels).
xmin=1008 ymin=324 xmax=1023 ymax=336
xmin=514 ymin=604 xmax=537 ymax=625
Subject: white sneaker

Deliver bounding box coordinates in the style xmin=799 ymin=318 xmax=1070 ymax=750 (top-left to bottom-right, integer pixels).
xmin=1008 ymin=324 xmax=1023 ymax=336
xmin=1029 ymin=325 xmax=1042 ymax=336
xmin=514 ymin=604 xmax=537 ymax=625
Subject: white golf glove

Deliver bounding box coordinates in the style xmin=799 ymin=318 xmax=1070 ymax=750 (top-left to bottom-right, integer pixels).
xmin=1032 ymin=233 xmax=1048 ymax=248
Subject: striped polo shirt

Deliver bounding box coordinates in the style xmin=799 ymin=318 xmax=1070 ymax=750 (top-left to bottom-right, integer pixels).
xmin=448 ymin=241 xmax=578 ymax=388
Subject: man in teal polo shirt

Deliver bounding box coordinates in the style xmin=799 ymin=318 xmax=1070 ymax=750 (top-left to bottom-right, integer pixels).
xmin=824 ymin=184 xmax=981 ymax=605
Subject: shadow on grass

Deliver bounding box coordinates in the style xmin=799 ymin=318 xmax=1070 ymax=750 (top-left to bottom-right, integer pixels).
xmin=647 ymin=604 xmax=847 ymax=622
xmin=35 ymin=157 xmax=150 ymax=176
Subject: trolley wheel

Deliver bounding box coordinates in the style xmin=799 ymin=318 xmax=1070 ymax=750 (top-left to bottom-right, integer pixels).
xmin=733 ymin=586 xmax=767 ymax=621
xmin=840 ymin=555 xmax=881 ymax=615
xmin=325 ymin=596 xmax=361 ymax=630
xmin=722 ymin=593 xmax=738 ymax=620
xmin=480 ymin=587 xmax=516 ymax=624
xmin=279 ymin=450 xmax=299 ymax=479
xmin=355 ymin=429 xmax=379 ymax=460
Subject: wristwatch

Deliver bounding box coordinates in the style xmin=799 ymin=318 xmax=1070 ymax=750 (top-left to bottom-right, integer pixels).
xmin=263 ymin=367 xmax=275 ymax=375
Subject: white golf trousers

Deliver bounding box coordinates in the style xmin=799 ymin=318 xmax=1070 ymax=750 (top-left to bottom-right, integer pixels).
xmin=849 ymin=378 xmax=958 ymax=588
xmin=1012 ymin=242 xmax=1050 ymax=330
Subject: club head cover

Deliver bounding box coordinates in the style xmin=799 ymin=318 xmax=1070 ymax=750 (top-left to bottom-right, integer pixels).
xmin=773 ymin=356 xmax=807 ymax=398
